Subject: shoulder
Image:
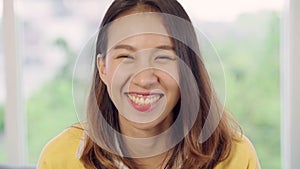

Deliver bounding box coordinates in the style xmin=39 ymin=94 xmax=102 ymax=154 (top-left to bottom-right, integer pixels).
xmin=215 ymin=134 xmax=261 ymax=169
xmin=37 ymin=124 xmax=85 ymax=169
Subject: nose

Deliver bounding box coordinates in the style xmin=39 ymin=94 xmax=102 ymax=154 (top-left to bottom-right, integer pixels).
xmin=132 ymin=68 xmax=158 ymax=89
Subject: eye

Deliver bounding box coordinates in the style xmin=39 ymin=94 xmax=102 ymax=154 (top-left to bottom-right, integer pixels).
xmin=155 ymin=55 xmax=176 ymax=61
xmin=116 ymin=55 xmax=134 ymax=59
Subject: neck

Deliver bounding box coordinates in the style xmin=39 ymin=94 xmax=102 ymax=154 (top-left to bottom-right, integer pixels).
xmin=117 ymin=112 xmax=174 ymax=168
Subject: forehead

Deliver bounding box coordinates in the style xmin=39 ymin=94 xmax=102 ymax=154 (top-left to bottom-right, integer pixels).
xmin=109 ymin=34 xmax=174 ymax=52
xmin=107 ymin=13 xmax=171 ymax=51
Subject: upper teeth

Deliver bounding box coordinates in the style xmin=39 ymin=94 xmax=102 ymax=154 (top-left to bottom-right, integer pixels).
xmin=128 ymin=94 xmax=160 ymax=105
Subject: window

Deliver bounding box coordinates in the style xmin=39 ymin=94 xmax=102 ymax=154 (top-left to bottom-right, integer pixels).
xmin=179 ymin=0 xmax=283 ymax=168
xmin=0 ymin=0 xmax=287 ymax=168
xmin=15 ymin=0 xmax=108 ymax=164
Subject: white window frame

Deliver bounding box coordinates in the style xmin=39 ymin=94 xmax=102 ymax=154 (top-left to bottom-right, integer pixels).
xmin=281 ymin=0 xmax=300 ymax=169
xmin=3 ymin=0 xmax=26 ymax=165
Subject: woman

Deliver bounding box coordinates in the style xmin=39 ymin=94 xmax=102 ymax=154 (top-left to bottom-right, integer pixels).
xmin=38 ymin=0 xmax=260 ymax=168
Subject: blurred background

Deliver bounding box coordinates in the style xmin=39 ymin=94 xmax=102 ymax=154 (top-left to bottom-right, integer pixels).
xmin=0 ymin=0 xmax=287 ymax=168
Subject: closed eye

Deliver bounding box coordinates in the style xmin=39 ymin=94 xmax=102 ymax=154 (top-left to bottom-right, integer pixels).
xmin=116 ymin=55 xmax=134 ymax=59
xmin=155 ymin=56 xmax=176 ymax=61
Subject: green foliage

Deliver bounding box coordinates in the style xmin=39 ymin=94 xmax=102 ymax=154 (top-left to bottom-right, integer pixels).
xmin=26 ymin=37 xmax=80 ymax=163
xmin=0 ymin=105 xmax=3 ymax=132
xmin=26 ymin=76 xmax=78 ymax=163
xmin=213 ymin=11 xmax=281 ymax=169
xmin=0 ymin=105 xmax=4 ymax=162
xmin=0 ymin=106 xmax=6 ymax=162
xmin=53 ymin=37 xmax=77 ymax=80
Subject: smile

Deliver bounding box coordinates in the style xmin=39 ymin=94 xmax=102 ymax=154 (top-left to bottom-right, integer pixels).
xmin=125 ymin=92 xmax=163 ymax=111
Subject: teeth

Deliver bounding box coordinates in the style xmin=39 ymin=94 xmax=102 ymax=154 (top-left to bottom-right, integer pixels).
xmin=128 ymin=94 xmax=160 ymax=105
xmin=138 ymin=98 xmax=144 ymax=105
xmin=145 ymin=98 xmax=150 ymax=104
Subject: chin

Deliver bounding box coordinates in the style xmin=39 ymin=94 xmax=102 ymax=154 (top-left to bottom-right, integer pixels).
xmin=119 ymin=113 xmax=174 ymax=137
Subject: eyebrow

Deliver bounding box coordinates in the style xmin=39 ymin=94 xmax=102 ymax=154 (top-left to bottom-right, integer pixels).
xmin=112 ymin=44 xmax=175 ymax=51
xmin=156 ymin=45 xmax=175 ymax=51
xmin=113 ymin=44 xmax=136 ymax=51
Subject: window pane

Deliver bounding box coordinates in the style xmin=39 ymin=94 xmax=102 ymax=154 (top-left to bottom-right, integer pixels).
xmin=16 ymin=0 xmax=106 ymax=164
xmin=179 ymin=0 xmax=283 ymax=168
xmin=13 ymin=0 xmax=283 ymax=167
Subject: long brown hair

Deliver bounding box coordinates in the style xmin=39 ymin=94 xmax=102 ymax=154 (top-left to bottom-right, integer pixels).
xmin=80 ymin=0 xmax=240 ymax=168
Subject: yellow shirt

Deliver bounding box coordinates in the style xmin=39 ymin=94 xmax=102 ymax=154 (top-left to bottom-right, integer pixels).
xmin=37 ymin=126 xmax=260 ymax=169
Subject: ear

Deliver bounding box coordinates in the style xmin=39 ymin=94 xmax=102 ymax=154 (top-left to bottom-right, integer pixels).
xmin=97 ymin=54 xmax=107 ymax=85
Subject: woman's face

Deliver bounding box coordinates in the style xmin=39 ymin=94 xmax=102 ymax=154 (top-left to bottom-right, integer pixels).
xmin=98 ymin=13 xmax=180 ymax=136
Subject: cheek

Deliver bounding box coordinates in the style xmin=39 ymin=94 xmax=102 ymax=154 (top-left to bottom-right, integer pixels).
xmin=170 ymin=83 xmax=180 ymax=101
xmin=157 ymin=63 xmax=179 ymax=84
xmin=160 ymin=73 xmax=180 ymax=99
xmin=104 ymin=59 xmax=119 ymax=85
xmin=105 ymin=60 xmax=132 ymax=95
xmin=159 ymin=68 xmax=179 ymax=89
xmin=103 ymin=60 xmax=119 ymax=98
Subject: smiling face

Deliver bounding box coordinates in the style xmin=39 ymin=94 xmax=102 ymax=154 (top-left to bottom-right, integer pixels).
xmin=98 ymin=13 xmax=180 ymax=137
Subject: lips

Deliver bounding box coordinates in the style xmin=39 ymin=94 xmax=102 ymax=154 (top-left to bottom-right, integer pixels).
xmin=125 ymin=92 xmax=163 ymax=112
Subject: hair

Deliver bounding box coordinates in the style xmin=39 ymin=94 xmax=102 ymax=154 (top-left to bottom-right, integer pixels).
xmin=79 ymin=0 xmax=241 ymax=168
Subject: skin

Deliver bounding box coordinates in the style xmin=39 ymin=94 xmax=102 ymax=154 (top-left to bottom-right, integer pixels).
xmin=98 ymin=12 xmax=180 ymax=169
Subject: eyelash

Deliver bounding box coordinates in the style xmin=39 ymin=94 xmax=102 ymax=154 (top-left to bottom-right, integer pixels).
xmin=155 ymin=56 xmax=175 ymax=60
xmin=115 ymin=55 xmax=176 ymax=61
xmin=116 ymin=55 xmax=134 ymax=59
